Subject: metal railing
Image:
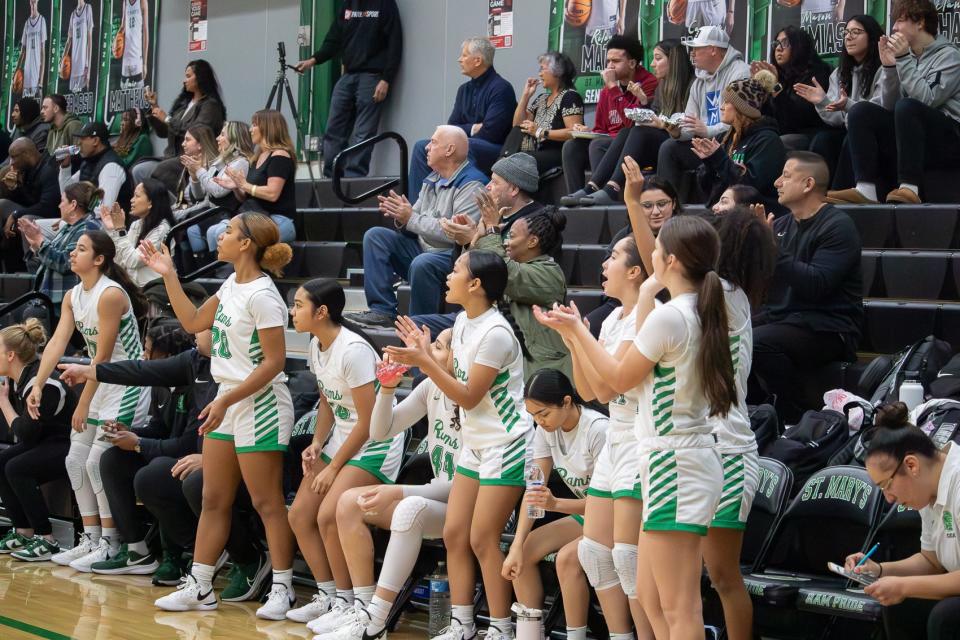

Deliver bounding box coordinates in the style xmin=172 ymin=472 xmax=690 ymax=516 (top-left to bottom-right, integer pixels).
xmin=331 ymin=131 xmax=408 ymax=204
xmin=166 ymin=205 xmax=229 ymax=282
xmin=0 ymin=268 xmax=55 ymax=324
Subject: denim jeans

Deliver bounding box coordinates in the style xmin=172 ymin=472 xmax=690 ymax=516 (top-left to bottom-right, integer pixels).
xmin=204 ymin=214 xmax=296 ymax=251
xmin=323 ymin=72 xmax=385 ymax=178
xmin=407 ymin=136 xmax=501 ymax=204
xmin=408 ymin=312 xmax=457 ymax=338
xmin=362 ymin=226 xmax=451 ymax=317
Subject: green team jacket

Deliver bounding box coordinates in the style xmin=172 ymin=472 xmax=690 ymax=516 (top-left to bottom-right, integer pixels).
xmin=474 ymin=232 xmax=572 ymax=382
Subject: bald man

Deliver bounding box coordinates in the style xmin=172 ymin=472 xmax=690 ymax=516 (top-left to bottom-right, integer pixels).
xmin=0 ymin=138 xmax=61 ymax=271
xmin=346 ymin=125 xmax=489 ymax=327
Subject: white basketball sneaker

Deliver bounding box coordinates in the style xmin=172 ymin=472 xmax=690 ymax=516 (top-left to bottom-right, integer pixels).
xmin=287 ymin=591 xmax=334 ymax=623
xmin=307 ymin=598 xmax=358 ymax=635
xmin=68 ymin=537 xmax=113 ymax=572
xmin=50 ymin=532 xmax=97 ymax=566
xmin=256 ymin=583 xmax=296 ymax=620
xmin=154 ymin=574 xmax=219 ymax=612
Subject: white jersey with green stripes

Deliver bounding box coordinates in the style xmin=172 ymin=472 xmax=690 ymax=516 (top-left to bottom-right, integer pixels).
xmin=710 ymin=280 xmax=757 ymax=454
xmin=210 ymin=274 xmax=287 ymax=385
xmin=599 ymin=305 xmax=640 ymax=433
xmin=632 ymin=293 xmax=715 ymax=441
xmin=413 ymin=379 xmax=462 ymax=482
xmin=532 ymin=407 xmax=609 ymax=498
xmin=451 ymin=307 xmax=532 ymax=450
xmin=71 ymin=275 xmax=143 ymax=362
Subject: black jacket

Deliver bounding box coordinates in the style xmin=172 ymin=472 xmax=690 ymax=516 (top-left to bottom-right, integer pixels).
xmin=15 ymin=118 xmax=50 ymax=155
xmin=761 ymin=204 xmax=863 ymax=357
xmin=95 ymin=350 xmax=216 ymax=460
xmin=312 ymin=0 xmax=403 ymax=84
xmin=78 ymin=147 xmax=133 ymax=211
xmin=150 ymin=95 xmax=227 ymax=159
xmin=698 ymin=117 xmax=786 ymax=210
xmin=771 ymin=60 xmax=833 ymax=135
xmin=9 ymin=360 xmax=75 ymax=445
xmin=6 ymin=154 xmax=62 ymax=220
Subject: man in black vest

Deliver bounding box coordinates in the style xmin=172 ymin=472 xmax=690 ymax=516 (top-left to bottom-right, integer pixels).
xmin=58 ymin=121 xmax=132 ymax=211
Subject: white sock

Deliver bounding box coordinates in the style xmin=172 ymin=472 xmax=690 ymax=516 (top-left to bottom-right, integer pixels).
xmin=452 ymin=604 xmax=476 ymax=634
xmin=317 ymin=580 xmax=336 ymax=598
xmin=273 ymin=568 xmax=293 ymax=590
xmin=366 ymin=595 xmax=393 ymax=632
xmin=610 ymin=633 xmax=636 ymax=640
xmin=488 ymin=616 xmax=512 ymax=634
xmin=101 ymin=528 xmax=121 ymax=554
xmin=127 ymin=540 xmax=148 ymax=555
xmin=566 ymin=627 xmax=588 ymax=640
xmin=354 ymin=585 xmax=375 ymax=609
xmin=336 ymin=588 xmax=354 ymax=606
xmin=899 ymin=182 xmax=919 ymax=195
xmin=83 ymin=525 xmax=102 ymax=542
xmin=192 ymin=562 xmax=216 ymax=590
xmin=855 ymin=182 xmax=877 ymax=202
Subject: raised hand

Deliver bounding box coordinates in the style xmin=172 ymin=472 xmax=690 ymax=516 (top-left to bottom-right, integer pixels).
xmin=691 ymin=137 xmax=721 ymax=160
xmin=622 ymin=156 xmax=646 ymax=204
xmin=825 ymin=86 xmax=848 ymax=112
xmin=794 ymin=77 xmax=827 ymax=105
xmin=384 ymin=316 xmax=432 ymax=367
xmin=138 ymin=240 xmax=176 ymax=276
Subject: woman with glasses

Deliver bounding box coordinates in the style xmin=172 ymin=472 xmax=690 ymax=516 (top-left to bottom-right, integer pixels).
xmin=793 ymin=15 xmax=889 ymax=187
xmin=842 ymin=401 xmax=960 ymax=640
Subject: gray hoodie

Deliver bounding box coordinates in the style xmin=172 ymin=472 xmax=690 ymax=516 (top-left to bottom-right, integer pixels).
xmin=681 ymin=46 xmax=751 ymax=140
xmin=893 ymin=35 xmax=960 ymax=123
xmin=816 ymin=65 xmax=900 ymax=127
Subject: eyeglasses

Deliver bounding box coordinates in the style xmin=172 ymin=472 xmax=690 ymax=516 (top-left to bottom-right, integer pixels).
xmin=841 ymin=28 xmax=867 ymax=38
xmin=639 ymin=200 xmax=672 ymax=211
xmin=877 ymin=456 xmax=906 ymax=492
xmin=771 ymin=39 xmax=791 ymax=50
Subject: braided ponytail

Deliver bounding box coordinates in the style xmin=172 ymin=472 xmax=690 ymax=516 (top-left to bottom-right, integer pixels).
xmin=467 ymin=250 xmax=531 ymax=362
xmin=496 ymin=299 xmax=532 ymax=361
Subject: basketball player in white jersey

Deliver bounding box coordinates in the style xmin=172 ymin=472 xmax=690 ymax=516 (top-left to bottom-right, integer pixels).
xmin=801 ymin=0 xmax=844 ymax=25
xmin=585 ymin=0 xmax=625 ymax=37
xmin=18 ymin=0 xmax=47 ymax=99
xmin=63 ymin=0 xmax=95 ymax=92
xmin=119 ymin=0 xmax=149 ymax=88
xmin=670 ymin=0 xmax=735 ymax=36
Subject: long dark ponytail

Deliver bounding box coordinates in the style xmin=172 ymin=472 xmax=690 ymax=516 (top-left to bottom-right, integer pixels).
xmin=83 ymin=230 xmax=148 ymax=321
xmin=466 ymin=250 xmax=531 ymax=361
xmin=715 ymin=207 xmax=778 ymax=308
xmin=300 ymin=277 xmax=381 ymax=354
xmin=657 ymin=217 xmax=736 ymax=417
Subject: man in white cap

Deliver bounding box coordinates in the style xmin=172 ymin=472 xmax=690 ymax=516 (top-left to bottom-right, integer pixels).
xmin=656 ymin=25 xmax=749 ymax=193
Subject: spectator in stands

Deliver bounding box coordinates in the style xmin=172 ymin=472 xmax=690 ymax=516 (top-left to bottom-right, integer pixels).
xmin=408 ymin=37 xmax=516 ymax=202
xmin=295 ymin=0 xmax=403 ymax=179
xmin=41 ymin=94 xmax=82 ymax=158
xmin=843 ymin=411 xmax=960 ymax=640
xmin=501 ymin=52 xmax=584 ymax=175
xmin=11 ymin=97 xmax=49 ymax=155
xmin=794 ymin=15 xmax=889 ymax=185
xmin=570 ymin=38 xmax=694 ymax=207
xmin=711 ymin=184 xmax=764 ymax=215
xmin=657 ymin=26 xmax=751 ymax=200
xmin=750 ymin=152 xmax=863 ymax=423
xmin=209 ymin=109 xmax=297 ymax=243
xmin=113 ymin=108 xmax=154 ymax=168
xmin=828 ymin=0 xmax=960 ymax=204
xmin=0 ymin=320 xmax=76 ymax=562
xmin=141 ymin=60 xmax=227 ymax=192
xmin=345 ymin=126 xmax=486 ymax=328
xmin=472 ymin=206 xmax=572 ymax=380
xmin=692 ymin=72 xmax=787 ymax=210
xmin=561 ymin=36 xmax=658 ymax=196
xmin=0 ymin=130 xmax=10 ymax=165
xmin=99 ymin=178 xmax=175 ymax=287
xmin=20 ymin=181 xmax=101 ymax=308
xmin=59 ymin=121 xmax=132 ymax=210
xmin=754 ymin=26 xmax=832 ymax=150
xmin=172 ymin=125 xmax=218 ymax=215
xmin=0 ymin=138 xmax=61 ymax=270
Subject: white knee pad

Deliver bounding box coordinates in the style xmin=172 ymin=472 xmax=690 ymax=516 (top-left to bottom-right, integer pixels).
xmin=65 ymin=439 xmax=98 ymax=517
xmin=577 ymin=537 xmax=620 ymax=591
xmin=390 ymin=496 xmax=429 ymax=535
xmin=85 ymin=443 xmax=109 ymax=495
xmin=611 ymin=542 xmax=638 ymax=599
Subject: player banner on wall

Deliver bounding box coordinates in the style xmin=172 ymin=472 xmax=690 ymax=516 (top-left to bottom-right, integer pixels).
xmin=936 ymin=0 xmax=960 ymax=44
xmin=48 ymin=0 xmax=103 ymax=120
xmin=103 ymin=0 xmax=159 ymax=126
xmin=5 ymin=0 xmax=52 ymax=131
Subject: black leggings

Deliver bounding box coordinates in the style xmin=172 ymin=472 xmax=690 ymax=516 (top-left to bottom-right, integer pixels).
xmin=0 ymin=440 xmax=70 ymax=534
xmin=590 ymin=126 xmax=670 ymax=188
xmin=100 ymin=447 xmax=151 ymax=544
xmin=884 ymin=597 xmax=960 ymax=640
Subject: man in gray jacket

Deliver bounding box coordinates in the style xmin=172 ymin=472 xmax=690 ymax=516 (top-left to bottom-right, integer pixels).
xmin=827 ymin=0 xmax=960 ymax=205
xmin=347 ymin=125 xmax=487 ymax=327
xmin=656 ymin=25 xmax=750 ymax=191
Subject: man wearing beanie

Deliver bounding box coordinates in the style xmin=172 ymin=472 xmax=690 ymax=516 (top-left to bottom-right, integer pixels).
xmin=10 ymin=98 xmax=49 ymax=156
xmin=692 ymin=71 xmax=787 ymax=208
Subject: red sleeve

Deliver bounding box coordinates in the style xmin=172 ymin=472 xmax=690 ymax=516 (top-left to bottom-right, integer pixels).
xmin=593 ymin=88 xmax=612 ymax=133
xmin=635 ymin=67 xmax=659 ymax=100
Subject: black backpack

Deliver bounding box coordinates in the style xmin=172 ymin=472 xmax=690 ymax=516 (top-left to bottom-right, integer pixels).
xmin=827 ymin=402 xmax=879 ymax=468
xmin=916 ymin=401 xmax=960 ymax=449
xmin=750 ymin=404 xmax=781 ymax=454
xmin=859 ymin=335 xmax=953 ymax=404
xmin=765 ymin=407 xmax=853 ymax=491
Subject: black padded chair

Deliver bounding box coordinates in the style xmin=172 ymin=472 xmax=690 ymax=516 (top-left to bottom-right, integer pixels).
xmin=861 ymin=250 xmax=880 ymax=298
xmin=880 ymin=251 xmax=949 ymax=299
xmin=862 ymin=300 xmax=938 ymax=354
xmin=894 ymin=205 xmax=958 ymax=250
xmin=842 ymin=206 xmax=894 ymax=250
xmin=741 ymin=458 xmax=795 ymax=572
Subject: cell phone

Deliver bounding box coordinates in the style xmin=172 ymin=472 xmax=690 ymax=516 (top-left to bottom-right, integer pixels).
xmin=827 ymin=562 xmax=878 ymax=587
xmin=97 ymin=432 xmax=117 ymax=442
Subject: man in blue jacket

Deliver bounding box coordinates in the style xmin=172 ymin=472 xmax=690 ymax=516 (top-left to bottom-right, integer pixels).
xmin=408 ymin=37 xmax=516 ymax=203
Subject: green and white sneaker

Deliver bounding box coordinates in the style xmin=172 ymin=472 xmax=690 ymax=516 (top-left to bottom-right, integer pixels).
xmin=153 ymin=550 xmax=189 ymax=586
xmin=91 ymin=544 xmax=160 ymax=575
xmin=0 ymin=530 xmax=31 ymax=553
xmin=11 ymin=536 xmax=60 ymax=562
xmin=220 ymin=553 xmax=271 ymax=602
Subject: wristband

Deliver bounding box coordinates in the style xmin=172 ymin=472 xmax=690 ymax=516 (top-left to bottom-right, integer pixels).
xmin=250 ymin=185 xmax=257 ymax=198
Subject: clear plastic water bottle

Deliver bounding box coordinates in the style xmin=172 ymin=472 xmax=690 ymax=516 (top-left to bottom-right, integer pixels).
xmin=54 ymin=145 xmax=80 ymax=161
xmin=525 ymin=465 xmax=545 ymax=520
xmin=428 ymin=561 xmax=451 ymax=636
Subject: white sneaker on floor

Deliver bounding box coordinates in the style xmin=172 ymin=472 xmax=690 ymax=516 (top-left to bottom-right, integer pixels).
xmin=287 ymin=592 xmax=334 ymax=623
xmin=50 ymin=533 xmax=97 ymax=567
xmin=68 ymin=537 xmax=113 ymax=573
xmin=307 ymin=598 xmax=357 ymax=635
xmin=430 ymin=619 xmax=477 ymax=640
xmin=312 ymin=610 xmax=378 ymax=640
xmin=256 ymin=583 xmax=296 ymax=620
xmin=154 ymin=574 xmax=218 ymax=611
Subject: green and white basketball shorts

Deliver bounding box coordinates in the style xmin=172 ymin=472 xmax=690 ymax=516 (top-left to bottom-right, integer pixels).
xmin=639 ymin=437 xmax=723 ymax=536
xmin=586 ymin=430 xmax=642 ymax=501
xmin=456 ymin=432 xmax=532 ymax=487
xmin=710 ymin=450 xmax=760 ymax=530
xmin=88 ymin=381 xmax=151 ymax=429
xmin=321 ymin=428 xmax=405 ymax=484
xmin=206 ymin=382 xmax=293 ymax=453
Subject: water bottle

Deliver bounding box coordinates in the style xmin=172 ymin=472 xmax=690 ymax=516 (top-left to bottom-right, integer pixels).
xmin=512 ymin=602 xmax=542 ymax=640
xmin=899 ymin=379 xmax=924 ymax=411
xmin=428 ymin=561 xmax=451 ymax=636
xmin=525 ymin=465 xmax=545 ymax=520
xmin=54 ymin=145 xmax=80 ymax=161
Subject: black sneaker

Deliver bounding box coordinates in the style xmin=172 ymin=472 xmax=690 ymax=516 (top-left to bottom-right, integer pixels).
xmin=344 ymin=310 xmax=396 ymax=328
